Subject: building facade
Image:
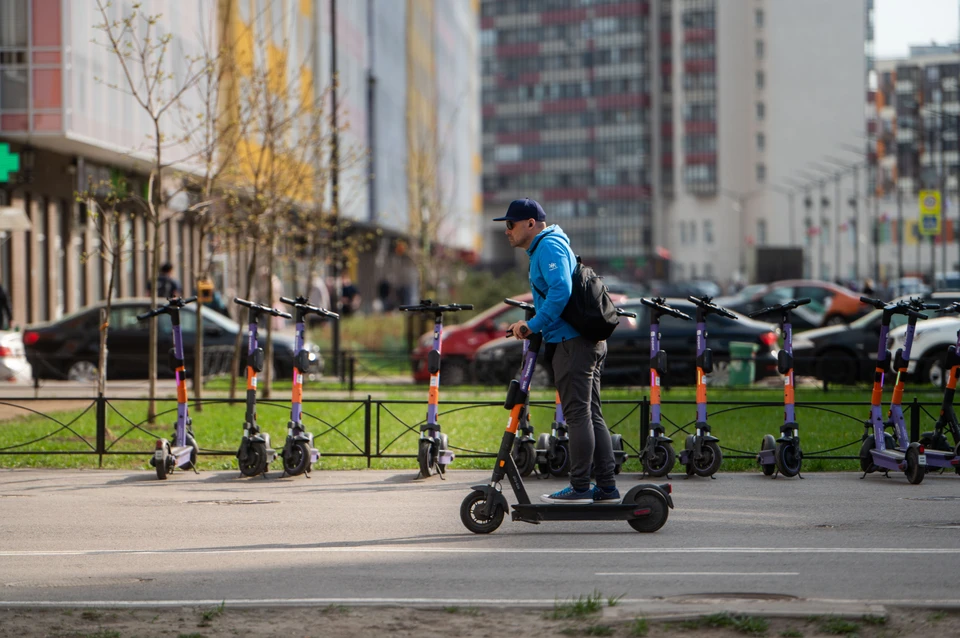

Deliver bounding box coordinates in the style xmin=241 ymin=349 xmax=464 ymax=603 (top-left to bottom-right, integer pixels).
xmin=480 ymin=0 xmax=869 ymax=286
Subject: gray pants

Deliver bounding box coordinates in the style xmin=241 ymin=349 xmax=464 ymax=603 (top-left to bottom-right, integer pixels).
xmin=551 ymin=337 xmax=614 ymax=491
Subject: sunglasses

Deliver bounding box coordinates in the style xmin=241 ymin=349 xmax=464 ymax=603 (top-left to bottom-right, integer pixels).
xmin=505 ymin=220 xmax=530 ymax=230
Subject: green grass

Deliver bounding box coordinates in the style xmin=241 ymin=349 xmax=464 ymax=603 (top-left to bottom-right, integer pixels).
xmin=0 ymin=386 xmax=947 ymax=471
xmin=818 ymin=617 xmax=860 ymax=635
xmin=197 ymin=601 xmax=225 ymax=627
xmin=780 ymin=631 xmax=803 ymax=638
xmin=928 ymin=611 xmax=947 ymax=622
xmin=630 ymin=617 xmax=649 ymax=636
xmin=681 ymin=613 xmax=769 ymax=636
xmin=548 ymin=591 xmax=605 ymax=620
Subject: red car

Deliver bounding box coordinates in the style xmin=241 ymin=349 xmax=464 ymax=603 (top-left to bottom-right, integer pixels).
xmin=410 ymin=292 xmax=626 ymax=384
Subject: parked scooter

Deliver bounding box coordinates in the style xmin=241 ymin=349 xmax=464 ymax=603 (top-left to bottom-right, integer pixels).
xmin=233 ymin=297 xmax=291 ymax=478
xmin=137 ymin=296 xmax=200 ymax=480
xmin=279 ymin=295 xmax=339 ymax=477
xmin=749 ymin=297 xmax=811 ymax=478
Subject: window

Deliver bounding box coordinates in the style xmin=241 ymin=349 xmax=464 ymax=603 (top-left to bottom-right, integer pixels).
xmin=680 ymin=222 xmax=688 ymax=244
xmin=756 ymin=40 xmax=764 ymax=59
xmin=704 ymin=220 xmax=714 ymax=244
xmin=756 ymin=71 xmax=765 ymax=89
xmin=0 ymin=0 xmax=28 ymax=47
xmin=689 ymin=221 xmax=697 ymax=243
xmin=757 ymin=132 xmax=765 ymax=151
xmin=756 ymin=101 xmax=765 ymax=121
xmin=757 ymin=219 xmax=767 ymax=245
xmin=755 ymin=8 xmax=764 ymax=28
xmin=756 ymin=163 xmax=766 ymax=183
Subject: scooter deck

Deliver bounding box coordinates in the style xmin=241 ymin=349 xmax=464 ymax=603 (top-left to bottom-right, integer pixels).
xmin=170 ymin=445 xmax=194 ymax=467
xmin=511 ymin=502 xmax=652 ymax=524
xmin=922 ymin=449 xmax=957 ymax=468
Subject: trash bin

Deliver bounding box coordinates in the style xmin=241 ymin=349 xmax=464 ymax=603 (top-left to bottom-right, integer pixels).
xmin=727 ymin=341 xmax=758 ymax=387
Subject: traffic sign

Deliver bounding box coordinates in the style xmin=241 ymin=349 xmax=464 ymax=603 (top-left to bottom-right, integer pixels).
xmin=0 ymin=144 xmax=19 ymax=183
xmin=918 ymin=190 xmax=942 ymax=236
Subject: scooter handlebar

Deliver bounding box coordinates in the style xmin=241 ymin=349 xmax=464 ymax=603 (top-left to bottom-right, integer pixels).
xmin=640 ymin=297 xmax=691 ymax=320
xmin=279 ymin=296 xmax=339 ymax=319
xmin=937 ymin=301 xmax=960 ymax=315
xmin=687 ymin=295 xmax=737 ymax=319
xmin=504 ymin=298 xmax=536 ymax=312
xmin=616 ymin=307 xmax=637 ymax=318
xmin=233 ymin=297 xmax=293 ymax=319
xmin=136 ymin=296 xmax=197 ymax=321
xmin=747 ymin=297 xmax=812 ymax=319
xmin=399 ymin=301 xmax=474 ymax=313
xmin=860 ymin=296 xmax=887 ymax=308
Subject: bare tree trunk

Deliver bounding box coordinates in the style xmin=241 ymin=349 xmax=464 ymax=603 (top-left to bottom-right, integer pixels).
xmin=263 ymin=236 xmax=276 ymax=399
xmin=193 ymin=225 xmax=206 ymax=412
xmin=229 ymin=237 xmax=258 ymax=400
xmin=147 ymin=216 xmax=159 ymax=423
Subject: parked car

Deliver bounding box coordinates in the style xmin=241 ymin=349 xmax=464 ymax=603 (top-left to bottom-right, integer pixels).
xmin=886 ymin=292 xmax=960 ymax=387
xmin=408 ymin=292 xmax=626 ymax=384
xmin=23 ymin=298 xmax=318 ymax=381
xmin=720 ymin=280 xmax=868 ymax=331
xmin=0 ymin=330 xmax=32 ymax=383
xmin=792 ymin=292 xmax=960 ymax=384
xmin=886 ymin=276 xmax=931 ymax=298
xmin=472 ymin=298 xmax=780 ymax=387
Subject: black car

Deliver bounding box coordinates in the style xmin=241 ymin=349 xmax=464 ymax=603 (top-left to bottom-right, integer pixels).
xmin=472 ymin=298 xmax=781 ymax=386
xmin=792 ymin=291 xmax=960 ymax=384
xmin=23 ymin=298 xmax=318 ymax=381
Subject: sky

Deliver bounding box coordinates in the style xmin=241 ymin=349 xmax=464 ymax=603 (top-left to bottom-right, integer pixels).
xmin=875 ymin=0 xmax=959 ymax=59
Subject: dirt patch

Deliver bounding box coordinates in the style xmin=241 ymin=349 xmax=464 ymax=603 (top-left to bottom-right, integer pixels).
xmin=0 ymin=604 xmax=954 ymax=638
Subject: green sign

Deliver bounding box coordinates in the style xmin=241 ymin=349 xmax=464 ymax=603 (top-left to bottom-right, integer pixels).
xmin=0 ymin=144 xmax=19 ymax=183
xmin=918 ymin=190 xmax=942 ymax=236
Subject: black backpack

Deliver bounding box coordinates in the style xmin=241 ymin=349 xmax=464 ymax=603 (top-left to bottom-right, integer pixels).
xmin=532 ymin=254 xmax=620 ymax=342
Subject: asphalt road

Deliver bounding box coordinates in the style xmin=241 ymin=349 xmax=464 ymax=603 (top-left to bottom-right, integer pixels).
xmin=1 ymin=468 xmax=959 ymax=612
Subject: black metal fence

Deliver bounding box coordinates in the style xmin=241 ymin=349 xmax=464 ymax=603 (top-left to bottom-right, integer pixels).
xmin=0 ymin=394 xmax=942 ymax=467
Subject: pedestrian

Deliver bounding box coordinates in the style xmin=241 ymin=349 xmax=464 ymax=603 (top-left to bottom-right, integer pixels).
xmin=497 ymin=198 xmax=619 ymax=504
xmin=149 ymin=263 xmax=181 ymax=299
xmin=0 ymin=280 xmax=11 ymax=330
xmin=340 ymin=276 xmax=361 ymax=317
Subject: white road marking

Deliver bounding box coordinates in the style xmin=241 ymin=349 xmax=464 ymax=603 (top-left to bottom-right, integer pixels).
xmin=0 ymin=547 xmax=958 ymax=558
xmin=594 ymin=572 xmax=800 ymax=577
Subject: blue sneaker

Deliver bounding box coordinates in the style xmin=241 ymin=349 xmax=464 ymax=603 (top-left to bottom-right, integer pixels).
xmin=592 ymin=484 xmax=621 ymax=504
xmin=540 ymin=485 xmax=594 ymax=504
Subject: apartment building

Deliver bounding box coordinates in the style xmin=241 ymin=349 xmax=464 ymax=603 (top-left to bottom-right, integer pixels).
xmin=480 ymin=0 xmax=868 ymax=285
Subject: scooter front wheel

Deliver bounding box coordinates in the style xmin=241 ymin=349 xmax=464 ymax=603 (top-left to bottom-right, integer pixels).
xmin=418 ymin=439 xmax=436 ymax=477
xmin=548 ymin=441 xmax=570 ymax=477
xmin=535 ymin=433 xmax=552 ymax=475
xmin=155 ymin=442 xmax=170 ymax=480
xmin=643 ymin=442 xmax=675 ymax=477
xmin=283 ymin=441 xmax=311 ymax=476
xmin=183 ymin=434 xmax=199 ymax=471
xmin=684 ymin=435 xmax=696 ymax=476
xmin=692 ymin=441 xmax=722 ymax=477
xmin=513 ymin=440 xmax=536 ymax=477
xmin=239 ymin=442 xmax=266 ymax=477
xmin=627 ymin=492 xmax=669 ymax=533
xmin=438 ymin=433 xmax=450 ymax=474
xmin=759 ymin=434 xmax=776 ymax=476
xmin=460 ymin=490 xmax=504 ymax=534
xmin=775 ymin=440 xmax=802 ymax=477
xmin=611 ymin=434 xmax=625 ymax=475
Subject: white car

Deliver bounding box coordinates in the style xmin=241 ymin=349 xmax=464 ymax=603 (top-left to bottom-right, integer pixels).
xmin=0 ymin=330 xmax=32 ymax=383
xmin=888 ymin=315 xmax=960 ymax=387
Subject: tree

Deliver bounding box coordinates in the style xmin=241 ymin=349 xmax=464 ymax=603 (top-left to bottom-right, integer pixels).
xmin=94 ymin=0 xmax=205 ymax=421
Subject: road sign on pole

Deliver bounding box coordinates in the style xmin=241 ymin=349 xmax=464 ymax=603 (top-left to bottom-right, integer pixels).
xmin=919 ymin=190 xmax=942 ymax=236
xmin=0 ymin=144 xmax=19 ymax=183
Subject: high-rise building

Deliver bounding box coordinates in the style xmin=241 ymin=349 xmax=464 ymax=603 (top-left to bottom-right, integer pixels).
xmin=480 ymin=0 xmax=867 ymax=285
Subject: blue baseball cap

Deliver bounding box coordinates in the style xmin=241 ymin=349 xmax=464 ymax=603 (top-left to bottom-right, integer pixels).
xmin=493 ymin=198 xmax=546 ymax=222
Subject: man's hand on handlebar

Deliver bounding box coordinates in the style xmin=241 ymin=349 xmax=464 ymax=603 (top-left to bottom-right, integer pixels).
xmin=506 ymin=320 xmax=531 ymax=339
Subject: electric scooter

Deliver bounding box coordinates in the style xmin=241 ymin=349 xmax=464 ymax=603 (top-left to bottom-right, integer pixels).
xmin=858 ymin=296 xmax=926 ymax=484
xmin=920 ymin=301 xmax=960 ymax=473
xmin=637 ymin=297 xmax=691 ymax=477
xmin=233 ymin=297 xmax=292 ymax=478
xmin=460 ymin=313 xmax=673 ymax=535
xmin=400 ymin=299 xmax=474 ymax=478
xmin=279 ymin=295 xmax=340 ymax=477
xmin=749 ymin=297 xmax=811 ymax=478
xmin=679 ymin=296 xmax=736 ymax=478
xmin=137 ymin=296 xmax=200 ymax=480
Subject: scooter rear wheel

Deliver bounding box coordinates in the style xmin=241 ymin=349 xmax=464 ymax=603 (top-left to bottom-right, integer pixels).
xmin=759 ymin=435 xmax=776 ymax=476
xmin=612 ymin=434 xmax=625 ymax=475
xmin=438 ymin=433 xmax=450 ymax=474
xmin=239 ymin=442 xmax=266 ymax=477
xmin=513 ymin=440 xmax=536 ymax=477
xmin=684 ymin=435 xmax=696 ymax=476
xmin=283 ymin=441 xmax=311 ymax=476
xmin=460 ymin=490 xmax=504 ymax=534
xmin=692 ymin=441 xmax=722 ymax=477
xmin=548 ymin=441 xmax=570 ymax=477
xmin=905 ymin=446 xmax=924 ymax=485
xmin=859 ymin=436 xmax=877 ymax=473
xmin=775 ymin=440 xmax=802 ymax=478
xmin=643 ymin=442 xmax=675 ymax=478
xmin=627 ymin=492 xmax=669 ymax=533
xmin=418 ymin=439 xmax=436 ymax=478
xmin=535 ymin=433 xmax=552 ymax=475
xmin=155 ymin=442 xmax=170 ymax=480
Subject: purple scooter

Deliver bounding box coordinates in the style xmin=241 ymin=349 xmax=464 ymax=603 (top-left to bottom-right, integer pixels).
xmin=920 ymin=301 xmax=960 ymax=473
xmin=137 ymin=296 xmax=200 ymax=480
xmin=858 ymin=296 xmax=926 ymax=484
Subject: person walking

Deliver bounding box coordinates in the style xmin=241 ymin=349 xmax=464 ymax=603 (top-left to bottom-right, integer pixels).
xmin=497 ymin=198 xmax=619 ymax=504
xmin=149 ymin=262 xmax=181 ymax=299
